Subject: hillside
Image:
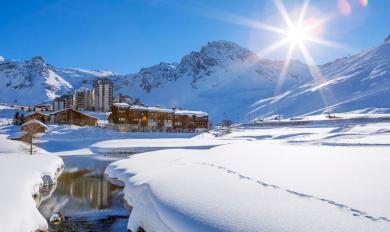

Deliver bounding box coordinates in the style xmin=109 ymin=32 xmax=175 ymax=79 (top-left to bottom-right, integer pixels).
xmin=251 ymin=38 xmax=390 ymax=119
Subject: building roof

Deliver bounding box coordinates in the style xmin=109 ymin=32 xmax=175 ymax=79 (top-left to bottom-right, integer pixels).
xmin=76 ymin=87 xmax=92 ymax=92
xmin=130 ymin=105 xmax=149 ymax=111
xmin=50 ymin=108 xmax=99 ymax=120
xmin=33 ymin=103 xmax=51 ymax=108
xmin=174 ymin=110 xmax=208 ymax=117
xmin=25 ymin=112 xmax=50 ymax=117
xmin=113 ymin=102 xmax=130 ymax=108
xmin=147 ymin=106 xmax=174 ymax=113
xmin=21 ymin=119 xmax=48 ymax=129
xmin=112 ymin=104 xmax=207 ymax=116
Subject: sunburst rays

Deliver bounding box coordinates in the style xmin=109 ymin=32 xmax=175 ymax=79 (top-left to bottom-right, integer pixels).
xmin=249 ymin=0 xmax=342 ymax=115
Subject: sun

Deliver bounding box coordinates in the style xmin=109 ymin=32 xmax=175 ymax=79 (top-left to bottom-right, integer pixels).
xmin=245 ymin=0 xmax=342 ymax=99
xmin=285 ymin=25 xmax=308 ymax=44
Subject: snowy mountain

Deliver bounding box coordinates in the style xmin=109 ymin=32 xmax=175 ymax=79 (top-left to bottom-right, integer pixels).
xmin=0 ymin=56 xmax=114 ymax=105
xmin=251 ymin=37 xmax=390 ymax=119
xmin=114 ymin=41 xmax=312 ymax=122
xmin=0 ymin=41 xmax=312 ymax=122
xmin=1 ymin=38 xmax=390 ymax=122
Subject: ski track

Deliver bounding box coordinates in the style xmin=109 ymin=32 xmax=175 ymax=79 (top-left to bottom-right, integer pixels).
xmin=194 ymin=162 xmax=390 ymax=224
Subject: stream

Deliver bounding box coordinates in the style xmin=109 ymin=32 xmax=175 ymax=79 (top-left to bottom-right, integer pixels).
xmin=38 ymin=154 xmax=131 ymax=231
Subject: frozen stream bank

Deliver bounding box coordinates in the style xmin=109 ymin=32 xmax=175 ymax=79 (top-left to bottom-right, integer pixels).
xmin=38 ymin=155 xmax=131 ymax=231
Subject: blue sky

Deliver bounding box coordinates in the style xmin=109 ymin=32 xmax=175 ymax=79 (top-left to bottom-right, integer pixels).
xmin=0 ymin=0 xmax=388 ymax=73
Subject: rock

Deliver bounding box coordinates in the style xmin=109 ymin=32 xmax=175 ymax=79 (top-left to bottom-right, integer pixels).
xmin=31 ymin=56 xmax=44 ymax=64
xmin=385 ymin=35 xmax=390 ymax=43
xmin=49 ymin=212 xmax=65 ymax=225
xmin=41 ymin=174 xmax=54 ymax=186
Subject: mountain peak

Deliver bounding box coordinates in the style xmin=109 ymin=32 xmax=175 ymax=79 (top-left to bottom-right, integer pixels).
xmin=385 ymin=35 xmax=390 ymax=43
xmin=0 ymin=56 xmax=5 ymax=62
xmin=200 ymin=40 xmax=259 ymax=63
xmin=31 ymin=56 xmax=44 ymax=64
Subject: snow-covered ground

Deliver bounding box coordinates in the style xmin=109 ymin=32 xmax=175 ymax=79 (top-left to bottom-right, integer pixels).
xmin=90 ymin=138 xmax=228 ymax=153
xmin=38 ymin=124 xmax=200 ymax=155
xmin=3 ymin=104 xmax=390 ymax=231
xmin=0 ymin=134 xmax=63 ymax=231
xmin=105 ymin=117 xmax=390 ymax=232
xmin=0 ymin=107 xmax=64 ymax=232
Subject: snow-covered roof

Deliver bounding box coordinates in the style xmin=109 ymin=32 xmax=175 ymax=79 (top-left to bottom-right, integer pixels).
xmin=25 ymin=111 xmax=49 ymax=117
xmin=21 ymin=119 xmax=48 ymax=128
xmin=147 ymin=106 xmax=174 ymax=113
xmin=174 ymin=110 xmax=208 ymax=117
xmin=113 ymin=104 xmax=207 ymax=116
xmin=113 ymin=102 xmax=130 ymax=108
xmin=50 ymin=108 xmax=99 ymax=120
xmin=130 ymin=105 xmax=149 ymax=111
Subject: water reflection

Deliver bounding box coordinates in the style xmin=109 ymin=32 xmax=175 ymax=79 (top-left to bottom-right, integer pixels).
xmin=39 ymin=155 xmax=130 ymax=231
xmin=56 ymin=170 xmax=122 ymax=209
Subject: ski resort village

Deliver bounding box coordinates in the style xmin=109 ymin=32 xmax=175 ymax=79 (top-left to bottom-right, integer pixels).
xmin=1 ymin=0 xmax=390 ymax=232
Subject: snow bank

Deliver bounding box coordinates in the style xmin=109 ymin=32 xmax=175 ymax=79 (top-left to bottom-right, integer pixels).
xmin=38 ymin=124 xmax=199 ymax=153
xmin=0 ymin=153 xmax=63 ymax=232
xmin=105 ymin=141 xmax=390 ymax=232
xmin=0 ymin=126 xmax=63 ymax=231
xmin=90 ymin=137 xmax=228 ymax=153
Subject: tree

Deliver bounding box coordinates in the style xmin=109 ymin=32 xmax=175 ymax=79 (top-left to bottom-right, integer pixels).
xmin=221 ymin=119 xmax=233 ymax=127
xmin=133 ymin=98 xmax=143 ymax=105
xmin=13 ymin=112 xmax=20 ymax=125
xmin=20 ymin=113 xmax=26 ymax=124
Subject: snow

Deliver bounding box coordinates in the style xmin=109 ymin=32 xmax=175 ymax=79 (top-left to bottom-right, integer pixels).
xmin=174 ymin=110 xmax=208 ymax=117
xmin=147 ymin=106 xmax=174 ymax=113
xmin=24 ymin=111 xmax=49 ymax=117
xmin=105 ymin=118 xmax=390 ymax=231
xmin=50 ymin=108 xmax=99 ymax=120
xmin=21 ymin=119 xmax=48 ymax=128
xmin=0 ymin=107 xmax=64 ymax=231
xmin=27 ymin=123 xmax=200 ymax=154
xmin=115 ymin=104 xmax=175 ymax=113
xmin=0 ymin=41 xmax=313 ymax=122
xmin=113 ymin=102 xmax=130 ymax=108
xmin=0 ymin=136 xmax=63 ymax=231
xmin=251 ymin=40 xmax=390 ymax=119
xmin=90 ymin=137 xmax=228 ymax=153
xmin=2 ymin=38 xmax=390 ymax=123
xmin=114 ymin=104 xmax=208 ymax=115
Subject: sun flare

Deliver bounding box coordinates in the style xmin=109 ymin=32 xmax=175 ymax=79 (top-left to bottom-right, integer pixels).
xmin=249 ymin=0 xmax=341 ymax=100
xmin=285 ymin=25 xmax=308 ymax=44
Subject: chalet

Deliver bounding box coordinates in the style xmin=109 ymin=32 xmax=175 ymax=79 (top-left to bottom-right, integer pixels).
xmin=21 ymin=119 xmax=47 ymax=134
xmin=131 ymin=105 xmax=149 ymax=131
xmin=147 ymin=106 xmax=174 ymax=132
xmin=174 ymin=110 xmax=209 ymax=132
xmin=110 ymin=104 xmax=148 ymax=132
xmin=50 ymin=108 xmax=98 ymax=126
xmin=33 ymin=103 xmax=52 ymax=112
xmin=110 ymin=103 xmax=208 ymax=132
xmin=24 ymin=112 xmax=50 ymax=123
xmin=11 ymin=105 xmax=31 ymax=111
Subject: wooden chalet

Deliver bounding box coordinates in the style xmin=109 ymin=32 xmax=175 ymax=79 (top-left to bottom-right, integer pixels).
xmin=173 ymin=110 xmax=209 ymax=132
xmin=21 ymin=119 xmax=47 ymax=134
xmin=110 ymin=103 xmax=207 ymax=132
xmin=50 ymin=108 xmax=98 ymax=126
xmin=147 ymin=107 xmax=174 ymax=132
xmin=24 ymin=112 xmax=50 ymax=123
